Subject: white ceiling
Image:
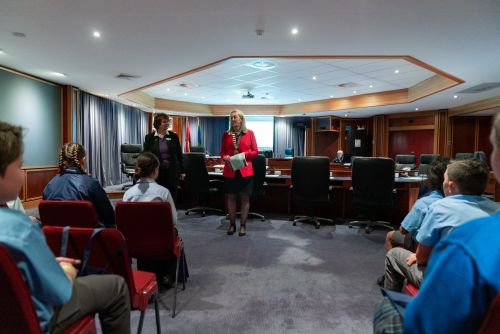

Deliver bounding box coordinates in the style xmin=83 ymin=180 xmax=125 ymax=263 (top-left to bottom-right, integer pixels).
xmin=144 ymin=57 xmax=435 ymax=104
xmin=1 ymin=0 xmax=499 ymax=117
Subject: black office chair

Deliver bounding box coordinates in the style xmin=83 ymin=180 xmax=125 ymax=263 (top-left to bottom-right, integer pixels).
xmin=291 ymin=156 xmax=333 ymax=229
xmin=190 ymin=146 xmax=205 ymax=153
xmin=348 ymin=157 xmax=395 ymax=233
xmin=395 ymin=154 xmax=416 ymax=170
xmin=455 ymin=152 xmax=474 ymax=160
xmin=418 ymin=154 xmax=440 ymax=176
xmin=474 ymin=151 xmax=486 ymax=162
xmin=120 ymin=144 xmax=142 ymax=190
xmin=183 ymin=152 xmax=224 ymax=217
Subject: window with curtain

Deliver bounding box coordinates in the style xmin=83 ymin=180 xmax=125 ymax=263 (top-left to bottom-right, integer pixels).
xmin=75 ymin=91 xmax=149 ymax=186
xmin=246 ymin=116 xmax=274 ymax=151
xmin=273 ymin=117 xmax=306 ymax=157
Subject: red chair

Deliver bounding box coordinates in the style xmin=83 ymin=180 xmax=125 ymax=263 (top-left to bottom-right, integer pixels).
xmin=477 ymin=293 xmax=500 ymax=334
xmin=0 ymin=243 xmax=96 ymax=334
xmin=404 ymin=282 xmax=419 ymax=296
xmin=115 ymin=201 xmax=185 ymax=317
xmin=42 ymin=226 xmax=161 ymax=334
xmin=39 ymin=200 xmax=99 ymax=228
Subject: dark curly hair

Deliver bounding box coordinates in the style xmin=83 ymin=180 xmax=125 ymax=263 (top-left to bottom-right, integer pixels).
xmin=426 ymin=157 xmax=450 ymax=195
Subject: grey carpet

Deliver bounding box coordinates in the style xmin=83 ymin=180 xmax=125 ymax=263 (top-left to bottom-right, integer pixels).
xmin=134 ymin=212 xmax=387 ymax=334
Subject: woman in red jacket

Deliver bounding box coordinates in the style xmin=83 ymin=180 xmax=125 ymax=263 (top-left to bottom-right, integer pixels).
xmin=220 ymin=110 xmax=258 ymax=236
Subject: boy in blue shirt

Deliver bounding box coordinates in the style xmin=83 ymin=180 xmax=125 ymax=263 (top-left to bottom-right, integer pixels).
xmin=0 ymin=121 xmax=130 ymax=334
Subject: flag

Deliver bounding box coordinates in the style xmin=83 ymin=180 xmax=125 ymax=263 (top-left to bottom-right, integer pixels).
xmin=197 ymin=117 xmax=202 ymax=147
xmin=185 ymin=117 xmax=191 ymax=152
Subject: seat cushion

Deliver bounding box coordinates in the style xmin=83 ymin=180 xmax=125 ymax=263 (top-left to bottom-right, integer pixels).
xmin=131 ymin=270 xmax=158 ymax=310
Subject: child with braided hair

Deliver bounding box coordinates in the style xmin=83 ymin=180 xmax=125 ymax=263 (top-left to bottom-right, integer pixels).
xmin=43 ymin=143 xmax=115 ymax=227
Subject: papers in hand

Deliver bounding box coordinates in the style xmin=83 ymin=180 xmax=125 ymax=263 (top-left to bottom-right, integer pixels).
xmin=229 ymin=153 xmax=247 ymax=171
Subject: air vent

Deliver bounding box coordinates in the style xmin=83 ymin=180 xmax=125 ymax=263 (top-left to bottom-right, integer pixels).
xmin=338 ymin=82 xmax=362 ymax=88
xmin=115 ymin=73 xmax=141 ymax=80
xmin=178 ymin=83 xmax=198 ymax=89
xmin=457 ymin=83 xmax=500 ymax=94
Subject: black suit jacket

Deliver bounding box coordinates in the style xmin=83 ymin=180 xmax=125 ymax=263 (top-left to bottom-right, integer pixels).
xmin=143 ymin=131 xmax=184 ymax=176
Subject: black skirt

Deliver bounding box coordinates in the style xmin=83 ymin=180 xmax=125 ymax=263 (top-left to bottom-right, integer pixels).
xmin=225 ymin=171 xmax=253 ymax=194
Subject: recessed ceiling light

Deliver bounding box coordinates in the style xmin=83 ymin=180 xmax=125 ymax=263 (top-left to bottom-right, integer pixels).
xmin=12 ymin=32 xmax=26 ymax=38
xmin=0 ymin=49 xmax=5 ymax=55
xmin=297 ymin=98 xmax=302 ymax=102
xmin=132 ymin=103 xmax=137 ymax=107
xmin=344 ymin=113 xmax=348 ymax=117
xmin=352 ymin=90 xmax=357 ymax=94
xmin=453 ymin=95 xmax=458 ymax=99
xmin=312 ymin=76 xmax=317 ymax=81
xmin=236 ymin=91 xmax=241 ymax=95
xmin=250 ymin=60 xmax=275 ymax=69
xmin=93 ymin=31 xmax=101 ymax=38
xmin=50 ymin=72 xmax=66 ymax=77
xmin=394 ymin=69 xmax=400 ymax=74
xmin=166 ymin=88 xmax=170 ymax=92
xmin=369 ymin=85 xmax=373 ymax=88
xmin=330 ymin=95 xmax=334 ymax=98
xmin=415 ymin=107 xmax=419 ymax=111
xmin=291 ymin=27 xmax=299 ymax=35
xmin=183 ymin=93 xmax=188 ymax=96
xmin=201 ymin=96 xmax=205 ymax=99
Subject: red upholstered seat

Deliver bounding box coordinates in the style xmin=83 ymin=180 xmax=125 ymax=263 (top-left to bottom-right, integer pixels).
xmin=115 ymin=201 xmax=185 ymax=317
xmin=404 ymin=282 xmax=419 ymax=296
xmin=477 ymin=293 xmax=500 ymax=334
xmin=0 ymin=243 xmax=96 ymax=334
xmin=39 ymin=200 xmax=100 ymax=228
xmin=42 ymin=226 xmax=161 ymax=334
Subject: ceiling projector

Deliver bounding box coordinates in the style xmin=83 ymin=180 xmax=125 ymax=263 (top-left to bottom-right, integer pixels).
xmin=242 ymin=91 xmax=254 ymax=99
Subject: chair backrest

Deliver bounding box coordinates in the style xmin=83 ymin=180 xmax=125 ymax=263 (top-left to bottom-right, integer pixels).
xmin=352 ymin=157 xmax=395 ymax=208
xmin=474 ymin=151 xmax=487 ymax=162
xmin=115 ymin=201 xmax=176 ymax=260
xmin=190 ymin=146 xmax=205 ymax=153
xmin=121 ymin=144 xmax=142 ymax=172
xmin=395 ymin=154 xmax=416 ymax=170
xmin=291 ymin=156 xmax=330 ymax=201
xmin=284 ymin=148 xmax=294 ymax=157
xmin=418 ymin=154 xmax=440 ymax=176
xmin=42 ymin=226 xmax=136 ymax=299
xmin=39 ymin=200 xmax=100 ymax=228
xmin=183 ymin=152 xmax=210 ymax=193
xmin=251 ymin=155 xmax=266 ymax=196
xmin=477 ymin=293 xmax=500 ymax=334
xmin=0 ymin=244 xmax=43 ymax=334
xmin=455 ymin=152 xmax=474 ymax=160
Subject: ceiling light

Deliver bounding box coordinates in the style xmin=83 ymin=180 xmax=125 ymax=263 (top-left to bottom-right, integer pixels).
xmin=0 ymin=49 xmax=5 ymax=55
xmin=453 ymin=95 xmax=458 ymax=99
xmin=344 ymin=113 xmax=348 ymax=117
xmin=183 ymin=93 xmax=188 ymax=96
xmin=166 ymin=88 xmax=170 ymax=92
xmin=50 ymin=72 xmax=66 ymax=77
xmin=297 ymin=98 xmax=302 ymax=102
xmin=93 ymin=31 xmax=101 ymax=38
xmin=201 ymin=96 xmax=205 ymax=99
xmin=415 ymin=108 xmax=419 ymax=111
xmin=250 ymin=60 xmax=275 ymax=69
xmin=352 ymin=90 xmax=357 ymax=94
xmin=369 ymin=85 xmax=373 ymax=88
xmin=132 ymin=103 xmax=137 ymax=107
xmin=291 ymin=28 xmax=299 ymax=35
xmin=312 ymin=76 xmax=317 ymax=81
xmin=330 ymin=95 xmax=334 ymax=98
xmin=394 ymin=69 xmax=400 ymax=74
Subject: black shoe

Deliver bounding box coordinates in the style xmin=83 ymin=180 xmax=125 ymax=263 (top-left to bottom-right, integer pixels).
xmin=227 ymin=224 xmax=236 ymax=235
xmin=376 ymin=275 xmax=385 ymax=287
xmin=238 ymin=225 xmax=246 ymax=237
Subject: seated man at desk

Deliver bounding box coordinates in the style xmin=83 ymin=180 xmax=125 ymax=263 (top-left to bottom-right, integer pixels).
xmin=332 ymin=150 xmax=345 ymax=163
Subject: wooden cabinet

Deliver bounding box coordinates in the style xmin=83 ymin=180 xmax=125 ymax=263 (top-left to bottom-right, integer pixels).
xmin=314 ymin=116 xmax=340 ymax=132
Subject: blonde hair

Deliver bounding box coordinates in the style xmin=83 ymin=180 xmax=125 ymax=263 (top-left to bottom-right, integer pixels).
xmin=228 ymin=109 xmax=247 ymax=133
xmin=58 ymin=143 xmax=86 ymax=174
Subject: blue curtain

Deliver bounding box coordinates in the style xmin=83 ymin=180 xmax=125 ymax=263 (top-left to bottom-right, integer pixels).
xmin=76 ymin=91 xmax=148 ymax=186
xmin=273 ymin=117 xmax=305 ymax=157
xmin=183 ymin=116 xmax=228 ymax=156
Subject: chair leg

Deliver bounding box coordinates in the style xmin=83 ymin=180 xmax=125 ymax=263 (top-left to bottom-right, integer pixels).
xmin=182 ymin=252 xmax=187 ymax=290
xmin=137 ymin=310 xmax=145 ymax=334
xmin=349 ymin=220 xmax=393 ymax=234
xmin=154 ymin=295 xmax=161 ymax=334
xmin=172 ymin=257 xmax=180 ymax=318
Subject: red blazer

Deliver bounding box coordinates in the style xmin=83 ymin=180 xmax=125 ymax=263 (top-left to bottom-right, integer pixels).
xmin=220 ymin=130 xmax=258 ymax=178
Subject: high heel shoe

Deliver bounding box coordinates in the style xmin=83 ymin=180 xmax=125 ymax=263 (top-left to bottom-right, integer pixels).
xmin=238 ymin=225 xmax=246 ymax=237
xmin=227 ymin=224 xmax=236 ymax=235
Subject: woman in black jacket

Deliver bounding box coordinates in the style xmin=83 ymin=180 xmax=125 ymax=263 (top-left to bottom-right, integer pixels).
xmin=143 ymin=113 xmax=183 ymax=201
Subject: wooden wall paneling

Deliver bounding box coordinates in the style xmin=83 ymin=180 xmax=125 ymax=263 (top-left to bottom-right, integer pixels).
xmin=451 ymin=117 xmax=477 ymax=157
xmin=314 ymin=132 xmax=339 ymax=159
xmin=305 ymin=127 xmax=314 ymax=156
xmin=372 ymin=115 xmax=387 ymax=157
xmin=23 ymin=167 xmax=58 ymax=203
xmin=388 ymin=130 xmax=434 ymax=160
xmin=477 ymin=116 xmax=494 ymax=167
xmin=436 ymin=110 xmax=448 ymax=156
